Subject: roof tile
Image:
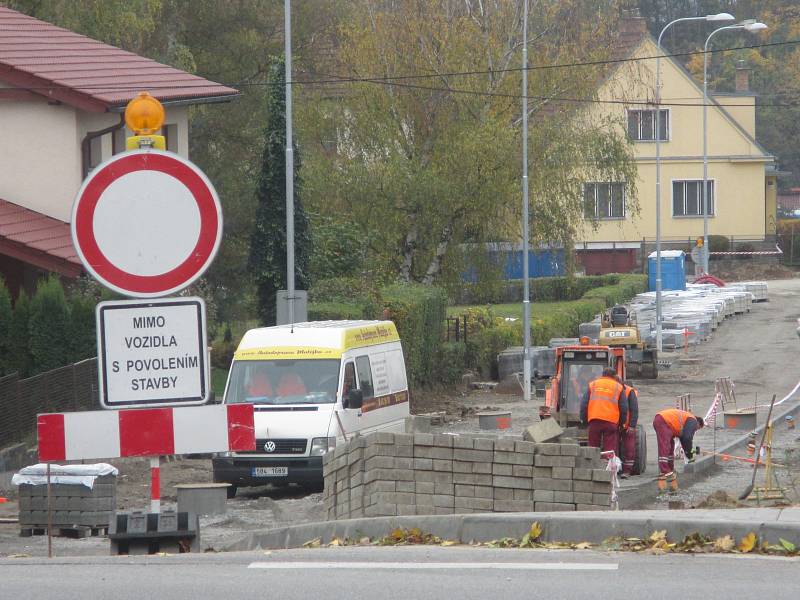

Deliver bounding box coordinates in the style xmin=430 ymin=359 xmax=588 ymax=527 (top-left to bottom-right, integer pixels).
xmin=0 ymin=198 xmax=79 ymax=265
xmin=0 ymin=6 xmax=239 ymax=111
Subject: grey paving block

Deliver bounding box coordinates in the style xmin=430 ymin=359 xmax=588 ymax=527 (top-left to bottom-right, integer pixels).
xmin=416 ymin=493 xmax=434 ymax=507
xmin=573 ymin=480 xmax=594 ymax=493
xmin=453 ymin=449 xmax=493 ymax=462
xmin=365 ymin=456 xmax=395 ymax=471
xmin=551 ymin=467 xmax=573 ymax=480
xmin=433 ymin=472 xmax=453 ymax=485
xmin=493 ymin=488 xmax=513 ymax=500
xmin=514 ymin=441 xmax=536 ymax=455
xmin=453 ymin=436 xmax=474 ymax=449
xmin=592 ymin=493 xmax=611 ymax=506
xmin=494 ymin=499 xmax=534 ymax=512
xmin=533 ymin=467 xmax=552 ymax=478
xmin=394 ymin=433 xmax=414 ymax=446
xmin=395 ymin=457 xmax=414 ymax=470
xmin=534 ymin=502 xmax=575 ymax=512
xmin=511 ymin=465 xmax=533 ymax=478
xmin=533 ymin=490 xmax=554 ymax=502
xmin=493 ymin=451 xmax=533 ymax=466
xmin=365 ymin=480 xmax=395 ymax=495
xmin=493 ymin=476 xmax=532 ymax=490
xmin=433 ymin=434 xmax=454 ymax=448
xmin=396 ymin=481 xmax=415 ymax=493
xmin=474 ymin=486 xmax=493 ymax=499
xmin=473 ymin=438 xmax=494 ymax=451
xmin=494 ymin=439 xmax=516 ymax=452
xmin=534 ymin=443 xmax=562 ymax=455
xmin=433 ymin=495 xmax=455 ymax=508
xmin=397 ymin=504 xmax=417 ymax=516
xmin=559 ymin=444 xmax=580 ymax=456
xmin=513 ymin=489 xmax=532 ymax=501
xmin=432 ymin=459 xmax=453 ymax=472
xmin=533 ymin=478 xmax=572 ymax=492
xmin=523 ymin=419 xmax=563 ymax=444
xmin=416 ymin=482 xmax=434 ymax=494
xmin=413 ymin=458 xmax=433 ymax=470
xmin=434 ymin=507 xmax=454 ymax=516
xmin=395 ymin=445 xmax=413 ymax=458
xmin=492 ymin=463 xmax=512 ymax=476
xmin=434 ymin=483 xmax=454 ymax=495
xmin=455 ymin=497 xmax=493 ymax=511
xmin=553 ymin=491 xmax=574 ymax=504
xmin=365 ymin=503 xmax=396 ymax=517
xmin=592 ymin=469 xmax=612 ymax=482
xmin=453 ymin=473 xmax=492 ymax=486
xmin=535 ymin=455 xmax=576 ymax=468
xmin=472 ymin=462 xmax=492 ymax=474
xmin=413 ymin=433 xmax=435 ymax=446
xmin=454 ymin=484 xmax=475 ymax=498
xmin=415 ymin=505 xmax=437 ymax=515
xmin=453 ymin=460 xmax=472 ymax=473
xmin=575 ymin=504 xmax=606 ymax=511
xmin=573 ymin=492 xmax=593 ymax=504
xmin=573 ymin=468 xmax=593 ymax=480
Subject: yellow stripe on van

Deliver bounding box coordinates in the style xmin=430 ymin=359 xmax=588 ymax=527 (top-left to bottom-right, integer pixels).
xmin=234 ymin=346 xmax=342 ymax=360
xmin=342 ymin=323 xmax=399 ymax=350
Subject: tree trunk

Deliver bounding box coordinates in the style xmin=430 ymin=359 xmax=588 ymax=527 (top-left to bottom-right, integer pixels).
xmin=422 ymin=223 xmax=454 ymax=285
xmin=399 ymin=223 xmax=418 ymax=282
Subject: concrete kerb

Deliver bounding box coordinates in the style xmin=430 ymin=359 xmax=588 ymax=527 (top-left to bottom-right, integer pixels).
xmin=225 ymin=508 xmax=800 ymax=552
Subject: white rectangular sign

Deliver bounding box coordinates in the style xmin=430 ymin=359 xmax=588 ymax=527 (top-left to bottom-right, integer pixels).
xmin=96 ymin=297 xmax=209 ymax=408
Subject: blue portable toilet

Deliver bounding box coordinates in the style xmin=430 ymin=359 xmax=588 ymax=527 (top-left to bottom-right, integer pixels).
xmin=648 ymin=250 xmax=686 ymax=291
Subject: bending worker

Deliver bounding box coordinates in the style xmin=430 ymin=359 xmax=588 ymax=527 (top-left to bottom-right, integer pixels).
xmin=652 ymin=408 xmax=704 ymax=491
xmin=619 ymin=379 xmax=639 ymax=479
xmin=580 ymin=368 xmax=626 ymax=458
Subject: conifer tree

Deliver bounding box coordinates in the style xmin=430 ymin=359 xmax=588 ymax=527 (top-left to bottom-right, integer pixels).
xmin=248 ymin=57 xmax=311 ymax=325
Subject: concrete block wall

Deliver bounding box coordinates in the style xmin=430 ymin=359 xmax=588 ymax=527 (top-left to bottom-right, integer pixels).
xmin=17 ymin=475 xmax=117 ymax=528
xmin=322 ymin=433 xmax=612 ymax=520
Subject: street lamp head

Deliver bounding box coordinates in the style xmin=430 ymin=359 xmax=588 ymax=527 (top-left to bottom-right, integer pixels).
xmin=744 ymin=21 xmax=768 ymax=32
xmin=706 ymin=13 xmax=735 ymax=22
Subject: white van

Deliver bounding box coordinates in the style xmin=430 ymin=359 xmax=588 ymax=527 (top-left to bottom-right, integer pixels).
xmin=212 ymin=320 xmax=409 ymax=496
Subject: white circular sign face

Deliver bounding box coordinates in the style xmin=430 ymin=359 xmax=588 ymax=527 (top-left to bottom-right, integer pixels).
xmin=71 ymin=150 xmax=222 ymax=298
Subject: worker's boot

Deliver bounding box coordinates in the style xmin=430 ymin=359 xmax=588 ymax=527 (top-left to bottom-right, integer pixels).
xmin=657 ymin=476 xmax=666 ymax=492
xmin=666 ymin=471 xmax=678 ymax=491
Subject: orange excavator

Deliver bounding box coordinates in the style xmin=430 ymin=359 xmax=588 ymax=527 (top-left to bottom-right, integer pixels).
xmin=538 ymin=337 xmax=647 ymax=475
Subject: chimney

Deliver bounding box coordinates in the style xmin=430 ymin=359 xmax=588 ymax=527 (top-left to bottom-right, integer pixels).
xmin=619 ymin=7 xmax=648 ymax=36
xmin=735 ymin=59 xmax=751 ymax=93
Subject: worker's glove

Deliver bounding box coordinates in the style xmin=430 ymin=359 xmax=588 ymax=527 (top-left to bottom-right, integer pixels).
xmin=687 ymin=456 xmax=695 ymax=464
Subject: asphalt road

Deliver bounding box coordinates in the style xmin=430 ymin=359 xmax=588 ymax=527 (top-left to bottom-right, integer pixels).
xmin=2 ymin=546 xmax=798 ymax=600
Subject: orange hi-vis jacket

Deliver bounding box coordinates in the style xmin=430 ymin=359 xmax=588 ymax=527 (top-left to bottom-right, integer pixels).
xmin=657 ymin=408 xmax=693 ymax=437
xmin=587 ymin=376 xmax=624 ymax=424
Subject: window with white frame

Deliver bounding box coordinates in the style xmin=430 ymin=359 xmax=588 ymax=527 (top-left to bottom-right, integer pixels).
xmin=584 ymin=182 xmax=626 ymax=220
xmin=626 ymin=108 xmax=668 ymax=141
xmin=672 ymin=180 xmax=714 ymax=217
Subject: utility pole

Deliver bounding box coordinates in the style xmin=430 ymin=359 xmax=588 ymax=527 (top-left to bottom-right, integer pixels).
xmin=284 ymin=0 xmax=295 ymax=326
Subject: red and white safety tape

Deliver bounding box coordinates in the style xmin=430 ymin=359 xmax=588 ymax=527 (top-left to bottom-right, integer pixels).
xmin=709 ymin=245 xmax=783 ymax=256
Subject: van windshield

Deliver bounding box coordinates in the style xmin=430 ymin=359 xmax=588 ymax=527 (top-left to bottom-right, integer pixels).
xmin=225 ymin=359 xmax=340 ymax=405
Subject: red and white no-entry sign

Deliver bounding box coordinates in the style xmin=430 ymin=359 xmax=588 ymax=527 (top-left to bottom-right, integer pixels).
xmin=71 ymin=150 xmax=222 ymax=298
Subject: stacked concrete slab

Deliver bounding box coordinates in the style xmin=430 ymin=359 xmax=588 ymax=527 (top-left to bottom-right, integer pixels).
xmin=17 ymin=475 xmax=117 ymax=532
xmin=322 ymin=433 xmax=612 ymax=520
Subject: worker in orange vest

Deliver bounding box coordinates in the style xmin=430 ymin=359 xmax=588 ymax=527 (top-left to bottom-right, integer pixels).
xmin=653 ymin=408 xmax=704 ymax=491
xmin=618 ymin=380 xmax=639 ymax=479
xmin=580 ymin=368 xmax=627 ymax=457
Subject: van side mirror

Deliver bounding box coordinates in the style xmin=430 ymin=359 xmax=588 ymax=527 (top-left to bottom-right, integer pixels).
xmin=346 ymin=388 xmax=363 ymax=410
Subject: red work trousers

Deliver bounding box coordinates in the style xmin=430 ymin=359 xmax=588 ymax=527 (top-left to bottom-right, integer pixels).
xmin=653 ymin=414 xmax=675 ymax=475
xmin=621 ymin=426 xmax=637 ymax=475
xmin=587 ymin=419 xmax=619 ymax=457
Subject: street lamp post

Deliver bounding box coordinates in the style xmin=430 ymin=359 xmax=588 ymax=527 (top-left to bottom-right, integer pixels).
xmin=702 ymin=20 xmax=767 ymax=274
xmin=522 ymin=0 xmax=531 ymax=403
xmin=654 ymin=13 xmax=733 ymax=352
xmin=285 ymin=0 xmax=296 ymax=326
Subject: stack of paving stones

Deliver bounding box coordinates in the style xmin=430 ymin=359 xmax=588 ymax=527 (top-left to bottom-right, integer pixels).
xmin=322 ymin=432 xmax=611 ymax=520
xmin=17 ymin=475 xmax=117 ymax=536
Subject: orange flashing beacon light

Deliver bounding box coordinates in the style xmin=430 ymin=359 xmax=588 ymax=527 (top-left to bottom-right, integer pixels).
xmin=125 ymin=91 xmax=166 ymax=150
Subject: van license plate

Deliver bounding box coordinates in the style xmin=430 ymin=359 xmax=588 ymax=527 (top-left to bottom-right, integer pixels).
xmin=252 ymin=467 xmax=288 ymax=477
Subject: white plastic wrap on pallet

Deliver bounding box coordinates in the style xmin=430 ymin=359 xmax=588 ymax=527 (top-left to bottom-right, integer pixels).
xmin=12 ymin=463 xmax=118 ymax=489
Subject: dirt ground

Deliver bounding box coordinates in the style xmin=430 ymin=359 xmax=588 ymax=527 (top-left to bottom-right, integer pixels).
xmin=1 ymin=277 xmax=798 ymax=558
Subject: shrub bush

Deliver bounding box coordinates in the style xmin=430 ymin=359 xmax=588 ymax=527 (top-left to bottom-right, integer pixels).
xmin=456 ymin=274 xmax=620 ymax=305
xmin=708 ymin=235 xmax=730 ymax=253
xmin=736 ymin=242 xmax=755 ymax=260
xmin=465 ymin=321 xmax=522 ymax=379
xmin=380 ymin=283 xmax=447 ymax=387
xmin=29 ymin=276 xmax=70 ymax=375
xmin=0 ymin=277 xmax=11 ymax=375
xmin=308 ymin=301 xmax=370 ymax=321
xmin=9 ymin=290 xmax=32 ymax=377
xmin=433 ymin=342 xmax=467 ymax=385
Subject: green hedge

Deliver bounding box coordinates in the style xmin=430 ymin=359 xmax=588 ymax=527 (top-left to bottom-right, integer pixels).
xmin=307 ymin=301 xmax=369 ymax=321
xmin=380 ymin=283 xmax=447 ymax=387
xmin=457 ymin=274 xmax=620 ymax=304
xmin=433 ymin=342 xmax=467 ymax=385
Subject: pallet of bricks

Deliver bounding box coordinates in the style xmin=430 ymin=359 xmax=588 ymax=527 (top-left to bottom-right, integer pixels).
xmin=13 ymin=463 xmax=118 ymax=538
xmin=322 ymin=432 xmax=612 ymax=519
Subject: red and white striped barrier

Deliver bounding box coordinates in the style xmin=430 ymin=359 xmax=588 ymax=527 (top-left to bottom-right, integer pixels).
xmin=37 ymin=404 xmax=255 ymax=462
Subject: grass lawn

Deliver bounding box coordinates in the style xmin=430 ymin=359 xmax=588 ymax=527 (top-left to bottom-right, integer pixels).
xmin=447 ymin=299 xmax=603 ymax=321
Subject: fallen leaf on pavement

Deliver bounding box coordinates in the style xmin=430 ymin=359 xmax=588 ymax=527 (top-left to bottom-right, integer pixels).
xmin=738 ymin=532 xmax=757 ymax=553
xmin=574 ymin=542 xmax=592 ymax=550
xmin=303 ymin=537 xmax=321 ymax=548
xmin=779 ymin=538 xmax=796 ymax=553
xmin=713 ymin=536 xmax=734 ymax=552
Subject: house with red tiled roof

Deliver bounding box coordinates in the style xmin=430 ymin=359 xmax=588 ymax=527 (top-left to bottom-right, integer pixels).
xmin=0 ymin=6 xmax=238 ymax=296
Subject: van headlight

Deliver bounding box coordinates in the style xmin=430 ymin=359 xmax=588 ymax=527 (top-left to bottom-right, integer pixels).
xmin=310 ymin=437 xmax=336 ymax=456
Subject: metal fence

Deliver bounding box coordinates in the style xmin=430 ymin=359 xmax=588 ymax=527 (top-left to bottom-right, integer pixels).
xmin=0 ymin=358 xmax=99 ymax=450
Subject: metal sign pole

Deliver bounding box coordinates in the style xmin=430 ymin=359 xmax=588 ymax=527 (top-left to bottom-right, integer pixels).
xmin=284 ymin=0 xmax=295 ymax=327
xmin=521 ymin=0 xmax=532 ymax=403
xmin=46 ymin=462 xmax=53 ymax=558
xmin=150 ymin=456 xmax=161 ymax=513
